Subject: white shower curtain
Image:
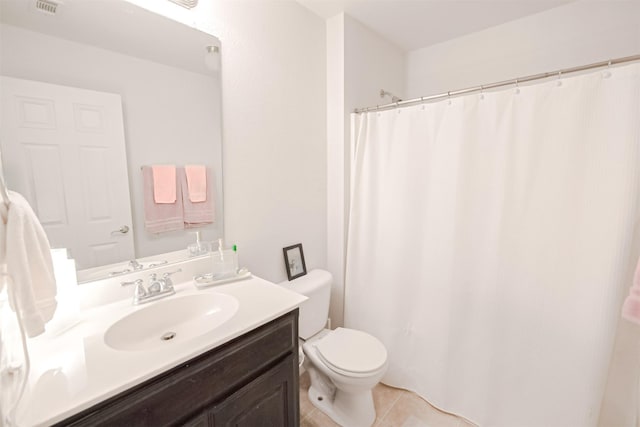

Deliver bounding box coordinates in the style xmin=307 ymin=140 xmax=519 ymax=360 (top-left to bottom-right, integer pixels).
xmin=345 ymin=64 xmax=640 ymax=427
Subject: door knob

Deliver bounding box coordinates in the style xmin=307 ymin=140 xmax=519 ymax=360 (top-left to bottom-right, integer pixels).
xmin=112 ymin=225 xmax=130 ymax=234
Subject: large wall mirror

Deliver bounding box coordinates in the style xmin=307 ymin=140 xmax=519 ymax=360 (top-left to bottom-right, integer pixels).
xmin=0 ymin=0 xmax=223 ymax=283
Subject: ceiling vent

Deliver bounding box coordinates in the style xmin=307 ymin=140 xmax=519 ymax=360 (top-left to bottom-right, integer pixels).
xmin=35 ymin=0 xmax=60 ymax=15
xmin=168 ymin=0 xmax=198 ymax=9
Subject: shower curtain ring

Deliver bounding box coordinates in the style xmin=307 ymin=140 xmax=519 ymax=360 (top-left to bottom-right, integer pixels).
xmin=603 ymin=60 xmax=612 ymax=78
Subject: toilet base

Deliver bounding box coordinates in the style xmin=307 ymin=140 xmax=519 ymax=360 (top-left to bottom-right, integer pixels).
xmin=308 ymin=384 xmax=376 ymax=427
xmin=301 ymin=329 xmax=386 ymax=427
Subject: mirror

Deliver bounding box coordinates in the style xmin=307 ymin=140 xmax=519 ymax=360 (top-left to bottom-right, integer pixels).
xmin=0 ymin=0 xmax=223 ymax=282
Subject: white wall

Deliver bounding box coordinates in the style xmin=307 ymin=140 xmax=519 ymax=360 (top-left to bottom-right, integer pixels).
xmin=326 ymin=14 xmax=406 ymax=326
xmin=344 ymin=15 xmax=406 ymax=113
xmin=0 ymin=23 xmax=223 ymax=263
xmin=124 ymin=0 xmax=328 ymax=283
xmin=407 ymin=0 xmax=640 ymax=98
xmin=326 ymin=14 xmax=346 ymax=328
xmin=210 ymin=2 xmax=327 ymax=283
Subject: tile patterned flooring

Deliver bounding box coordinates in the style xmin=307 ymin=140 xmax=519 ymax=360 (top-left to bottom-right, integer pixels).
xmin=299 ymin=372 xmax=476 ymax=427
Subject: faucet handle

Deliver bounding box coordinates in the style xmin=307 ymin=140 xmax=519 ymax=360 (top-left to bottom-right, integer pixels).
xmin=121 ymin=278 xmax=143 ymax=287
xmin=128 ymin=260 xmax=143 ymax=270
xmin=122 ymin=278 xmax=147 ymax=299
xmin=134 ymin=281 xmax=147 ymax=299
xmin=122 ymin=279 xmax=147 ymax=304
xmin=162 ymin=268 xmax=182 ymax=279
xmin=161 ymin=269 xmax=182 ymax=290
xmin=148 ymin=260 xmax=168 ymax=268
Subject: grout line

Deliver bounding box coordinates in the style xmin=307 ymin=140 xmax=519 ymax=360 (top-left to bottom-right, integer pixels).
xmin=378 ymin=388 xmax=406 ymax=422
xmin=300 ymin=407 xmax=317 ymax=425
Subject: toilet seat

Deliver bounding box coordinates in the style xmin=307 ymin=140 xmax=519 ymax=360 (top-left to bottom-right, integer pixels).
xmin=314 ymin=327 xmax=387 ymax=377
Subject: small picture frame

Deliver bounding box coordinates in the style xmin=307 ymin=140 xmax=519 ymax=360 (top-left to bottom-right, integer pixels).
xmin=283 ymin=243 xmax=307 ymax=281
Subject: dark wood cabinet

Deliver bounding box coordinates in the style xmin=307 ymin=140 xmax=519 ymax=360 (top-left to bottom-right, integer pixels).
xmin=209 ymin=354 xmax=296 ymax=426
xmin=57 ymin=310 xmax=300 ymax=427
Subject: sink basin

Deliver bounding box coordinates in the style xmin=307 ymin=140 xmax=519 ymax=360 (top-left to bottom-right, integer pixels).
xmin=104 ymin=293 xmax=239 ymax=351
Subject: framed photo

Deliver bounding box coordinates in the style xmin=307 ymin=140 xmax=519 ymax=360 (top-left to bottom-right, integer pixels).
xmin=283 ymin=243 xmax=307 ymax=281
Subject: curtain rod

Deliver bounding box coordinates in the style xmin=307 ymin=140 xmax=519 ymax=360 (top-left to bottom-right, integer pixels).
xmin=354 ymin=54 xmax=640 ymax=114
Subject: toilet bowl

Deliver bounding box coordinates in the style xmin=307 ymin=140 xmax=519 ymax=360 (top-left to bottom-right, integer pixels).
xmin=302 ymin=328 xmax=388 ymax=426
xmin=278 ymin=270 xmax=388 ymax=427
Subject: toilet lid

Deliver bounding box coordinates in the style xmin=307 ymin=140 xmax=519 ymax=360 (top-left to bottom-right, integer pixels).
xmin=315 ymin=328 xmax=387 ymax=375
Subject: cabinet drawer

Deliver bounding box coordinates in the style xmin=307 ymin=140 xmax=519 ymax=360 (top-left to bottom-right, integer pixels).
xmin=59 ymin=310 xmax=298 ymax=427
xmin=208 ymin=354 xmax=298 ymax=427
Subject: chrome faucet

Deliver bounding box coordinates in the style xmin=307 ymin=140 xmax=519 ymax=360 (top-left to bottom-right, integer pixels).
xmin=128 ymin=259 xmax=144 ymax=270
xmin=121 ymin=269 xmax=182 ymax=305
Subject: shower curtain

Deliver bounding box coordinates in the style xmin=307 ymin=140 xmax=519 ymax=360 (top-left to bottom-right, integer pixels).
xmin=345 ymin=63 xmax=640 ymax=426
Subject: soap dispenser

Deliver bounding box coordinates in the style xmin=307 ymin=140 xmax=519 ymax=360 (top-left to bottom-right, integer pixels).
xmin=187 ymin=231 xmax=210 ymax=257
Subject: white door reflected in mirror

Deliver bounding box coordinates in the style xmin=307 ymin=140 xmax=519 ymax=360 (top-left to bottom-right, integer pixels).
xmin=0 ymin=76 xmax=134 ymax=269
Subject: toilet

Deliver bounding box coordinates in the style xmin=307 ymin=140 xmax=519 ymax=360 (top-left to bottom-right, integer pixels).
xmin=280 ymin=269 xmax=388 ymax=427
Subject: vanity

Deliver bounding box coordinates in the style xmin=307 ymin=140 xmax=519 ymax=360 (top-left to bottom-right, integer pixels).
xmin=59 ymin=311 xmax=298 ymax=426
xmin=16 ymin=272 xmax=307 ymax=426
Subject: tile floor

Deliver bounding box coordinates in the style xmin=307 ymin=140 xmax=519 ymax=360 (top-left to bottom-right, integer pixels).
xmin=299 ymin=371 xmax=476 ymax=427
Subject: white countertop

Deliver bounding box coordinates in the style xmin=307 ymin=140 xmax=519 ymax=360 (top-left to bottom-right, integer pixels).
xmin=15 ymin=275 xmax=306 ymax=426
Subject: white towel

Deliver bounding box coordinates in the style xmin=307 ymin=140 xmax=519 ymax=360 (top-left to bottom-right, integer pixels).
xmin=0 ymin=191 xmax=57 ymax=337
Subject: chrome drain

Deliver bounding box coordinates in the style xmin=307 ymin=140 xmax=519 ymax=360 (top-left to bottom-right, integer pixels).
xmin=161 ymin=332 xmax=176 ymax=341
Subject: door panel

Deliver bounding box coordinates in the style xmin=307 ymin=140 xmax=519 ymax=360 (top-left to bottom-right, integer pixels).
xmin=0 ymin=76 xmax=134 ymax=269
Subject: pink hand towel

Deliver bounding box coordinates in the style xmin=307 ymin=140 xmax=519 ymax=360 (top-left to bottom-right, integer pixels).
xmin=185 ymin=165 xmax=207 ymax=202
xmin=152 ymin=165 xmax=177 ymax=204
xmin=179 ymin=167 xmax=215 ymax=227
xmin=622 ymin=256 xmax=640 ymax=326
xmin=143 ymin=166 xmax=184 ymax=233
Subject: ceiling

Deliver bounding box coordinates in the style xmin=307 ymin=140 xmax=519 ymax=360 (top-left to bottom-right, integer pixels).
xmin=296 ymin=0 xmax=575 ymax=51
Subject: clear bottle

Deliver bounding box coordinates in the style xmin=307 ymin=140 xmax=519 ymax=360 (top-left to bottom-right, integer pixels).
xmin=188 ymin=231 xmax=211 ymax=257
xmin=210 ymin=238 xmax=236 ymax=278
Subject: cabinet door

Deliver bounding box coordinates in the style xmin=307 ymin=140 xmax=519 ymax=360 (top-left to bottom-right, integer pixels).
xmin=209 ymin=354 xmax=298 ymax=427
xmin=0 ymin=76 xmax=135 ymax=269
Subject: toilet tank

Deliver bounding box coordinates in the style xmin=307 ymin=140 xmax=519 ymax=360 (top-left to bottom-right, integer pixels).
xmin=279 ymin=269 xmax=332 ymax=339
